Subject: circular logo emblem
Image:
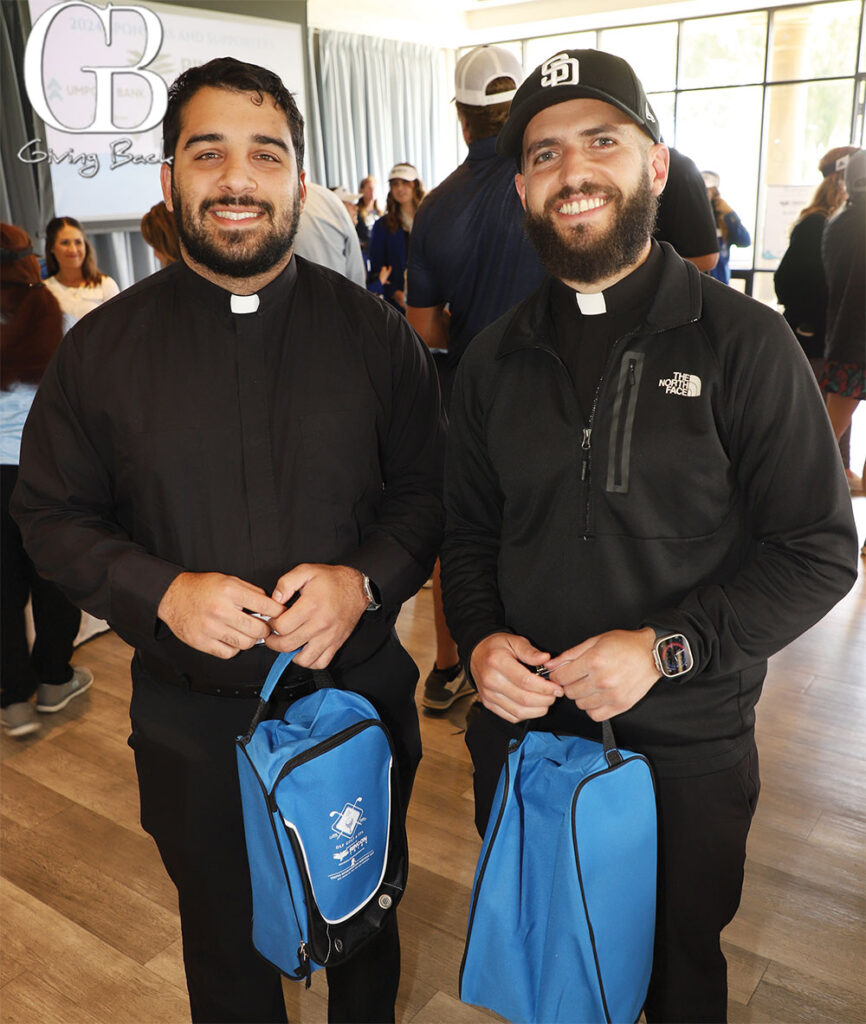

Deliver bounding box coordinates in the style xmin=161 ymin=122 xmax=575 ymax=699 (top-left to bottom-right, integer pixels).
xmin=378 ymin=894 xmax=393 ymax=910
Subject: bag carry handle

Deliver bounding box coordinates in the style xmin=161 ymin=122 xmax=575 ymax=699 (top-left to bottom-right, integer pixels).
xmin=259 ymin=649 xmax=334 ymax=703
xmin=532 ymin=667 xmax=622 ymax=766
xmin=513 ymin=711 xmax=623 ymax=767
xmin=241 ymin=648 xmax=328 ymax=744
xmin=601 ymin=719 xmax=623 ymax=767
xmin=260 ymin=648 xmax=301 ymax=702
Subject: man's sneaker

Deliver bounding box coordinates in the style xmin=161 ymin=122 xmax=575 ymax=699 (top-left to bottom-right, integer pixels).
xmin=422 ymin=662 xmax=473 ymax=712
xmin=1 ymin=702 xmax=41 ymax=738
xmin=36 ymin=666 xmax=94 ymax=713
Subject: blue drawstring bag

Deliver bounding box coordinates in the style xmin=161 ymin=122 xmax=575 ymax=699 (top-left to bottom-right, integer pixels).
xmin=236 ymin=650 xmax=407 ymax=985
xmin=460 ymin=722 xmax=657 ymax=1023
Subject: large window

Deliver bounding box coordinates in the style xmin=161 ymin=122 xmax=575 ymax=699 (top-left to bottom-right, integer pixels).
xmin=769 ymin=2 xmax=862 ymax=80
xmin=678 ymin=11 xmax=767 ymax=88
xmin=599 ymin=23 xmax=678 ymax=92
xmin=524 ymin=32 xmax=595 ymax=70
xmin=677 ymin=85 xmax=764 ymax=272
xmin=499 ymin=0 xmax=864 ymax=305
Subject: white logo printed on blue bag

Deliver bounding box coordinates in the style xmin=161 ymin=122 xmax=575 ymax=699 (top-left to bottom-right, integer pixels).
xmin=328 ymin=797 xmax=374 ymax=880
xmin=541 ymin=53 xmax=580 ymax=88
xmin=331 ymin=798 xmax=364 ymax=838
xmin=658 ymin=372 xmax=702 ymax=397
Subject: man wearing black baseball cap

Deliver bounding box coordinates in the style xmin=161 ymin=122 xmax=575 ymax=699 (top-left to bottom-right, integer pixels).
xmin=442 ymin=49 xmax=857 ymax=1022
xmin=498 ymin=49 xmax=718 ymax=272
xmin=497 ymin=48 xmax=662 ymax=155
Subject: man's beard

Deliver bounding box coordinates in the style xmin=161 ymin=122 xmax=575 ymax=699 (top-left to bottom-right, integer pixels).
xmin=524 ymin=174 xmax=658 ymax=285
xmin=171 ymin=185 xmax=300 ymax=279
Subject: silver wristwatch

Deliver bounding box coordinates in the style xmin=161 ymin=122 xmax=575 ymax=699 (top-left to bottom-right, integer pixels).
xmin=361 ymin=573 xmax=381 ymax=612
xmin=651 ymin=633 xmax=694 ymax=678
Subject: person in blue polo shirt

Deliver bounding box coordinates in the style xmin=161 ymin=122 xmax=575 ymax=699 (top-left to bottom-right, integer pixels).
xmin=406 ymin=45 xmax=546 ymax=714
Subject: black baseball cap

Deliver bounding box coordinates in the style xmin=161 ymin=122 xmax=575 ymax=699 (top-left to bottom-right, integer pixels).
xmin=497 ymin=48 xmax=661 ymax=160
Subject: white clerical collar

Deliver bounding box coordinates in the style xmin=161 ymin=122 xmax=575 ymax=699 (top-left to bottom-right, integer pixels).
xmin=230 ymin=293 xmax=260 ymax=314
xmin=575 ymin=291 xmax=607 ymax=316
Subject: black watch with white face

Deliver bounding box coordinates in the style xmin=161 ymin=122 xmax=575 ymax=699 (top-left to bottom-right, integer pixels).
xmin=652 ymin=633 xmax=694 ymax=678
xmin=361 ymin=573 xmax=381 ymax=612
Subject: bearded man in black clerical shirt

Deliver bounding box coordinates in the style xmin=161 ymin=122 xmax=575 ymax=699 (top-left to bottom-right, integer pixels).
xmin=13 ymin=57 xmax=444 ymax=1024
xmin=441 ymin=48 xmax=856 ymax=1024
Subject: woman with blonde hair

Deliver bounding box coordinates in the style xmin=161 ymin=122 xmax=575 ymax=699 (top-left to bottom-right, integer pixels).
xmin=44 ymin=216 xmax=119 ymax=323
xmin=775 ymin=147 xmax=857 ymax=366
xmin=367 ymin=163 xmax=424 ymax=312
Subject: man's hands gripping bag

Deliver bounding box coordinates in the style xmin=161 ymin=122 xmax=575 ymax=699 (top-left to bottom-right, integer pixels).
xmin=236 ymin=650 xmax=407 ymax=984
xmin=460 ymin=722 xmax=657 ymax=1024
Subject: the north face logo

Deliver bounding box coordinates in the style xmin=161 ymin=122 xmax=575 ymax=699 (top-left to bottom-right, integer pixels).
xmin=658 ymin=372 xmax=702 ymax=397
xmin=541 ymin=53 xmax=580 ymax=88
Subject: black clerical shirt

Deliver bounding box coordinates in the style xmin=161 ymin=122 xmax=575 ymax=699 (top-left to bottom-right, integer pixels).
xmin=550 ymin=241 xmax=664 ymax=420
xmin=12 ymin=256 xmax=445 ymax=689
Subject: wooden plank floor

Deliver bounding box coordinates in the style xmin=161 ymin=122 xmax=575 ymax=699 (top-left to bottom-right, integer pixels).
xmin=2 ymin=496 xmax=864 ymax=1023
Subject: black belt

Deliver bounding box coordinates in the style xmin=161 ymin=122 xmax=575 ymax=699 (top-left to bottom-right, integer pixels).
xmin=136 ymin=651 xmax=318 ymax=700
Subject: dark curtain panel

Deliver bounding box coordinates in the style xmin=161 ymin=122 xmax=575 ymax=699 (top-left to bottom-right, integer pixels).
xmin=1 ymin=0 xmax=54 ymax=246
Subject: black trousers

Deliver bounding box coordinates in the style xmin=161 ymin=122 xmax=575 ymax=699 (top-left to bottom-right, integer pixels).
xmin=465 ymin=703 xmax=760 ymax=1024
xmin=129 ymin=634 xmax=421 ymax=1024
xmin=1 ymin=464 xmax=80 ymax=706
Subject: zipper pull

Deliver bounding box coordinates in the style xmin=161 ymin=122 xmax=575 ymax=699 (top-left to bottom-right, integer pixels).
xmin=581 ymin=428 xmax=591 ymax=481
xmin=298 ymin=940 xmax=312 ymax=988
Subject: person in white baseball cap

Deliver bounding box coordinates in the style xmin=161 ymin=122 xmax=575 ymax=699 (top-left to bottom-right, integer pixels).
xmin=367 ymin=162 xmax=424 ymax=311
xmin=406 ymin=46 xmax=545 ymax=715
xmin=453 ymin=44 xmax=523 ymax=107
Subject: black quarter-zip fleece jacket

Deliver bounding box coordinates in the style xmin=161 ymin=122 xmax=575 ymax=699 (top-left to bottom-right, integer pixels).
xmin=442 ymin=243 xmax=858 ymax=777
xmin=13 ymin=256 xmax=445 ymax=695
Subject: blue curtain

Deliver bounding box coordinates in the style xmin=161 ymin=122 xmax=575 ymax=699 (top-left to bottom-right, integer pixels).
xmin=308 ymin=29 xmax=457 ymax=196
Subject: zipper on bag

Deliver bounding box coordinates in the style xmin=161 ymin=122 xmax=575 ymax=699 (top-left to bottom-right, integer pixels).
xmin=267 ymin=719 xmax=383 ymax=812
xmin=569 ymin=760 xmax=622 ymax=1024
xmin=269 ymin=717 xmax=397 ymax=966
xmin=459 ymin=738 xmax=518 ymax=990
xmin=297 ymin=940 xmax=312 ymax=988
xmin=238 ymin=745 xmax=309 ymax=981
